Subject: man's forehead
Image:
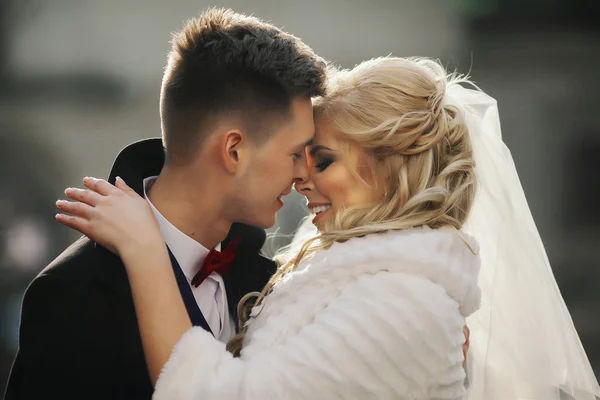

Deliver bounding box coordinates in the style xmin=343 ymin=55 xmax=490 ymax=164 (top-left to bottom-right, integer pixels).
xmin=290 ymin=133 xmax=314 ymax=149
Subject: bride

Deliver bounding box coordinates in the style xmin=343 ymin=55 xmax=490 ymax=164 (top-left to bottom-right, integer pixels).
xmin=56 ymin=57 xmax=599 ymax=399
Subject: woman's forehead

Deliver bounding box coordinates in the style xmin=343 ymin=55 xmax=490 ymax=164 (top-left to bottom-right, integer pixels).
xmin=313 ymin=119 xmax=339 ymax=146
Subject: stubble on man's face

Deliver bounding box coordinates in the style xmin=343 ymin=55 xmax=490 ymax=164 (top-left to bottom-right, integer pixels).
xmin=229 ymin=143 xmax=290 ymax=229
xmin=228 ymin=97 xmax=315 ymax=229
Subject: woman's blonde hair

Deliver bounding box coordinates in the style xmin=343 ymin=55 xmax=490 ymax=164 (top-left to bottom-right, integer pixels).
xmin=227 ymin=57 xmax=477 ymax=356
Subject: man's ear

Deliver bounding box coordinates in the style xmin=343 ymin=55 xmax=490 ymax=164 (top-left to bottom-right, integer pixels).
xmin=220 ymin=129 xmax=245 ymax=174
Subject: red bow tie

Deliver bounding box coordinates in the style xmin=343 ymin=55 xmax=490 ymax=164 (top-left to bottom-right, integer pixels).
xmin=191 ymin=237 xmax=242 ymax=288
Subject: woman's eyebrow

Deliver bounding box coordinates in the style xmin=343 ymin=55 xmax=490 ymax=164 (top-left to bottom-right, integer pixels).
xmin=309 ymin=145 xmax=333 ymax=157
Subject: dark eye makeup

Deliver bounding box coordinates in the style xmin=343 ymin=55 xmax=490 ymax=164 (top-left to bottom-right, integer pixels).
xmin=315 ymin=156 xmax=334 ymax=172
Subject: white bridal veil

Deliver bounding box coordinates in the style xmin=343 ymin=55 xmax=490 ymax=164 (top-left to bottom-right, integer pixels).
xmin=446 ymin=84 xmax=600 ymax=400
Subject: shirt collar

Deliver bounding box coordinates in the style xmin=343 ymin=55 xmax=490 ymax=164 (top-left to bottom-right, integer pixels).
xmin=143 ymin=176 xmax=220 ymax=281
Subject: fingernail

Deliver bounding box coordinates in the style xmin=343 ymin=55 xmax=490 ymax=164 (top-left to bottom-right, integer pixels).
xmin=56 ymin=200 xmax=65 ymax=206
xmin=116 ymin=176 xmax=123 ymax=183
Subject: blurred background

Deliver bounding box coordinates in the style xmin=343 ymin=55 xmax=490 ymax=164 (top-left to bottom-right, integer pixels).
xmin=0 ymin=0 xmax=598 ymax=393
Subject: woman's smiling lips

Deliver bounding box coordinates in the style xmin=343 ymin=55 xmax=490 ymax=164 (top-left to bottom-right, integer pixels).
xmin=307 ymin=202 xmax=331 ymax=225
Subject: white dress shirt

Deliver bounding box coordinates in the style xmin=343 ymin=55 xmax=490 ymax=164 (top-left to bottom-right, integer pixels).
xmin=143 ymin=177 xmax=235 ymax=342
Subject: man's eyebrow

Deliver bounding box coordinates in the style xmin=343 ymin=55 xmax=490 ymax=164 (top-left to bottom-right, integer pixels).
xmin=293 ymin=139 xmax=312 ymax=150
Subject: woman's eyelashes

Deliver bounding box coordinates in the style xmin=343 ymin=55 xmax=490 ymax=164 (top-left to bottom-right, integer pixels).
xmin=314 ymin=157 xmax=334 ymax=172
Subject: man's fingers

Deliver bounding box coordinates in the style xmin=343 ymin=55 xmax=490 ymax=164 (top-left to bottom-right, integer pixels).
xmin=56 ymin=200 xmax=95 ymax=219
xmin=55 ymin=213 xmax=92 ymax=236
xmin=83 ymin=177 xmax=116 ymax=196
xmin=64 ymin=188 xmax=103 ymax=207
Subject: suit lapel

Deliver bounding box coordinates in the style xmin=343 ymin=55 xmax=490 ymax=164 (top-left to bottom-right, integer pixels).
xmin=223 ymin=251 xmax=276 ymax=324
xmin=223 ymin=223 xmax=276 ymax=321
xmin=222 ymin=223 xmax=277 ymax=323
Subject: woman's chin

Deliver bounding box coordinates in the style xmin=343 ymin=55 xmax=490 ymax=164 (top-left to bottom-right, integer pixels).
xmin=311 ymin=210 xmax=331 ymax=232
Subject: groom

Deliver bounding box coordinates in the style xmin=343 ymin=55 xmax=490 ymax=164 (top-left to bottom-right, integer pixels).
xmin=5 ymin=8 xmax=326 ymax=400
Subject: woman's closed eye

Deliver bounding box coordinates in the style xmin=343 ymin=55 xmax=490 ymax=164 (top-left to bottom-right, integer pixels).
xmin=315 ymin=157 xmax=333 ymax=172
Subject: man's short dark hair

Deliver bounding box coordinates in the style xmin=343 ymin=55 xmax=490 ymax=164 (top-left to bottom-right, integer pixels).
xmin=160 ymin=8 xmax=327 ymax=165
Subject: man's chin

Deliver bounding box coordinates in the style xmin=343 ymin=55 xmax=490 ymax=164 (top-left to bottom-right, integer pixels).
xmin=258 ymin=217 xmax=277 ymax=230
xmin=241 ymin=215 xmax=276 ymax=230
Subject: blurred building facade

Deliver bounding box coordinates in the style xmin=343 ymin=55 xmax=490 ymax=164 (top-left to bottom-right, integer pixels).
xmin=1 ymin=0 xmax=598 ymax=392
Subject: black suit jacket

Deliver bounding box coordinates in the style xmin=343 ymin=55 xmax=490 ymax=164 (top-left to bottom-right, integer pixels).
xmin=4 ymin=139 xmax=276 ymax=400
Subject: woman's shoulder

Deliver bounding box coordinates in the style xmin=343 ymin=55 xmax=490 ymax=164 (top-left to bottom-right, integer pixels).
xmin=291 ymin=226 xmax=481 ymax=317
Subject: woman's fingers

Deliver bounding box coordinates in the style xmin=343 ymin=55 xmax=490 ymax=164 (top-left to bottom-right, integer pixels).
xmin=115 ymin=176 xmax=137 ymax=197
xmin=83 ymin=177 xmax=117 ymax=196
xmin=56 ymin=199 xmax=95 ymax=219
xmin=64 ymin=187 xmax=103 ymax=207
xmin=55 ymin=213 xmax=91 ymax=236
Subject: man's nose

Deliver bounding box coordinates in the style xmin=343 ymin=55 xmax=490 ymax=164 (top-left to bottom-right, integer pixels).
xmin=293 ymin=156 xmax=310 ymax=185
xmin=294 ymin=174 xmax=313 ymax=194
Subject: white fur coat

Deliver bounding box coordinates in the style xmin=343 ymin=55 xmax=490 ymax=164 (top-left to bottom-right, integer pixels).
xmin=154 ymin=226 xmax=481 ymax=400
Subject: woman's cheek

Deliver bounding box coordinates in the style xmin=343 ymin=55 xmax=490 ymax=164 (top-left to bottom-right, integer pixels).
xmin=317 ymin=169 xmax=343 ymax=202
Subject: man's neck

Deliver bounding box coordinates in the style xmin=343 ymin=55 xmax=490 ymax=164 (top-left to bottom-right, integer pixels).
xmin=147 ymin=167 xmax=231 ymax=249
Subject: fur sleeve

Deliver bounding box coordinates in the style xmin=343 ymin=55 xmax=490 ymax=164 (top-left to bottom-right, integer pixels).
xmin=154 ymin=271 xmax=467 ymax=400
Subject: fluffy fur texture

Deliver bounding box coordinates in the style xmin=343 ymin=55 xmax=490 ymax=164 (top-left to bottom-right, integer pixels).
xmin=154 ymin=226 xmax=481 ymax=399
